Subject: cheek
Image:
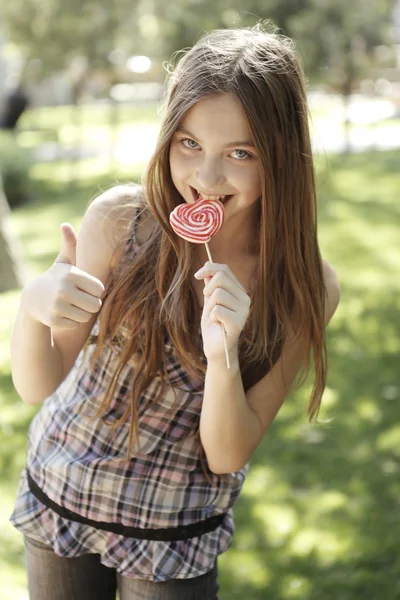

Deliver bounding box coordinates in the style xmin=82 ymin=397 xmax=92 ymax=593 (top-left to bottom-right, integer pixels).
xmin=169 ymin=149 xmax=189 ymax=185
xmin=169 ymin=147 xmax=187 ymax=177
xmin=251 ymin=171 xmax=262 ymax=195
xmin=229 ymin=166 xmax=261 ymax=194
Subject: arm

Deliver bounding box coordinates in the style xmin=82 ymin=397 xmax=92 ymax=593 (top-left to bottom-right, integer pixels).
xmin=10 ymin=187 xmax=133 ymax=405
xmin=199 ymin=261 xmax=341 ymax=474
xmin=10 ymin=304 xmax=65 ymax=406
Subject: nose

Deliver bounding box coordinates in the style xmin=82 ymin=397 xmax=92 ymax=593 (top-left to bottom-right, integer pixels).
xmin=195 ymin=157 xmax=226 ymax=190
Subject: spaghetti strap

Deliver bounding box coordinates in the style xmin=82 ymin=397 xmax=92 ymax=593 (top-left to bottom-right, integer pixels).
xmin=121 ymin=203 xmax=145 ymax=264
xmin=131 ymin=205 xmax=143 ymax=247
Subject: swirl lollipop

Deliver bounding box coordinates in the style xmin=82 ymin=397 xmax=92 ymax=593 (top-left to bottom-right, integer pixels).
xmin=169 ymin=198 xmax=224 ymax=259
xmin=170 ymin=198 xmax=230 ymax=368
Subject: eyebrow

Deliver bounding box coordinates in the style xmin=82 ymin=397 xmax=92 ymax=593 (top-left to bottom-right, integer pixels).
xmin=176 ymin=126 xmax=256 ymax=149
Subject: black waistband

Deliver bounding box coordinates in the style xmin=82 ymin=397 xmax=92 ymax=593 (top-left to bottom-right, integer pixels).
xmin=27 ymin=470 xmax=226 ymax=542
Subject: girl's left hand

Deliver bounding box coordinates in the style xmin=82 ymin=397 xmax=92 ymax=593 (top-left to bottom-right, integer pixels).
xmin=194 ymin=262 xmax=251 ymax=362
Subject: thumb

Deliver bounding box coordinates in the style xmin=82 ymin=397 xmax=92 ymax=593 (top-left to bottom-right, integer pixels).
xmin=55 ymin=222 xmax=77 ymax=266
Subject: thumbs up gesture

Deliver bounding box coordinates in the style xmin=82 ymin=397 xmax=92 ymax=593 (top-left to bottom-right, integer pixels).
xmin=55 ymin=222 xmax=78 ymax=266
xmin=24 ymin=222 xmax=105 ymax=329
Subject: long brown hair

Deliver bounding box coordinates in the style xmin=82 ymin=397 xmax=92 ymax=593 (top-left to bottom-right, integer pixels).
xmin=88 ymin=22 xmax=327 ymax=466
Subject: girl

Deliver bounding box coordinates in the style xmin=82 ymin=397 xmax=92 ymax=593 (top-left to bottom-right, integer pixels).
xmin=10 ymin=23 xmax=340 ymax=600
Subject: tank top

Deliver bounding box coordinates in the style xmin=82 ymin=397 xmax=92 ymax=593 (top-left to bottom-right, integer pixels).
xmin=10 ymin=199 xmax=279 ymax=582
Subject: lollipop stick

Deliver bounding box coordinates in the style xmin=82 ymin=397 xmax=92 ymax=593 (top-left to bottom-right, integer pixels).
xmin=204 ymin=242 xmax=230 ymax=369
xmin=204 ymin=242 xmax=213 ymax=263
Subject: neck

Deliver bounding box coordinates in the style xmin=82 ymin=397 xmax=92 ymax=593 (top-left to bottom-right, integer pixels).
xmin=193 ymin=229 xmax=258 ymax=286
xmin=207 ymin=209 xmax=259 ymax=262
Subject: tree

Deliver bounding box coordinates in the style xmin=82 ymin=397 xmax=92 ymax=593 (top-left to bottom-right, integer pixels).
xmin=3 ymin=0 xmax=396 ymax=155
xmin=2 ymin=0 xmax=142 ymax=97
xmin=0 ymin=176 xmax=27 ymax=292
xmin=287 ymin=0 xmax=396 ymax=150
xmin=143 ymin=0 xmax=395 ymax=152
xmin=4 ymin=0 xmax=395 ymax=90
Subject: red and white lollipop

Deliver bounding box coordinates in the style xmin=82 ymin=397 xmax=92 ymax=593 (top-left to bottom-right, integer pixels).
xmin=169 ymin=198 xmax=224 ymax=260
xmin=169 ymin=198 xmax=230 ymax=368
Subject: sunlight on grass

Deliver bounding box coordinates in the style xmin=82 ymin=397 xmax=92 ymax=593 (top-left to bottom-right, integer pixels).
xmin=284 ymin=576 xmax=312 ymax=598
xmin=315 ymin=490 xmax=348 ymax=512
xmin=0 ymin=292 xmax=19 ymax=369
xmin=289 ymin=527 xmax=349 ymax=562
xmin=377 ymin=425 xmax=400 ymax=454
xmin=357 ymin=398 xmax=382 ymax=423
xmin=31 ymin=157 xmax=145 ymax=184
xmin=223 ymin=549 xmax=272 ymax=587
xmin=242 ymin=465 xmax=280 ymax=496
xmin=20 ymin=104 xmax=160 ymax=130
xmin=319 ymin=387 xmax=339 ymax=409
xmin=0 ymin=582 xmax=29 ymax=600
xmin=252 ymin=503 xmax=297 ymax=541
xmin=0 ymin=399 xmax=34 ymax=429
xmin=1 ymin=489 xmax=29 ymax=598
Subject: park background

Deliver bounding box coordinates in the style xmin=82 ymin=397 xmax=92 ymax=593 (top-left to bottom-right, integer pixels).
xmin=0 ymin=1 xmax=400 ymax=598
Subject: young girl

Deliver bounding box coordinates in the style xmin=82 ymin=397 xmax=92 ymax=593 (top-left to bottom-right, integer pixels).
xmin=10 ymin=23 xmax=340 ymax=600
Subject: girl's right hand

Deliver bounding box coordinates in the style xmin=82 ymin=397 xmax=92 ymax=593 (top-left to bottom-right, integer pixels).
xmin=23 ymin=222 xmax=105 ymax=329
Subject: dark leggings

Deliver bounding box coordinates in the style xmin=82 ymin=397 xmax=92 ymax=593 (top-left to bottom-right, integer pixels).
xmin=24 ymin=535 xmax=219 ymax=600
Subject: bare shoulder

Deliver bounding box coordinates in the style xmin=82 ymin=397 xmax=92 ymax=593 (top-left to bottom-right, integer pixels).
xmin=74 ymin=185 xmax=137 ymax=281
xmin=90 ymin=183 xmax=156 ymax=249
xmin=322 ymin=259 xmax=341 ymax=326
xmin=86 ymin=183 xmax=143 ymax=247
xmin=89 ymin=182 xmax=142 ymax=213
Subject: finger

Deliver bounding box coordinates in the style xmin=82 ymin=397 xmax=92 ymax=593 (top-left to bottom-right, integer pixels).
xmin=54 ymin=300 xmax=98 ymax=324
xmin=203 ymin=270 xmax=248 ymax=303
xmin=208 ymin=304 xmax=238 ymax=328
xmin=203 ymin=288 xmax=242 ymax=320
xmin=55 ymin=223 xmax=77 ymax=266
xmin=66 ymin=288 xmax=103 ymax=313
xmin=195 ymin=262 xmax=247 ymax=293
xmin=68 ymin=267 xmax=105 ymax=298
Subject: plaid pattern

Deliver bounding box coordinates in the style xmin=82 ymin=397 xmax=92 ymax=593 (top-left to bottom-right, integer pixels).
xmin=10 ymin=204 xmax=249 ymax=582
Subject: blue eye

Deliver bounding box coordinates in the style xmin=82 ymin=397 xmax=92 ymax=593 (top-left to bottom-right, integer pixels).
xmin=231 ymin=149 xmax=251 ymax=160
xmin=182 ymin=138 xmax=199 ymax=149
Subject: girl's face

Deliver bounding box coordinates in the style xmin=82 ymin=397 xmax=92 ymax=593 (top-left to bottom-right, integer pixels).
xmin=169 ymin=93 xmax=262 ymax=226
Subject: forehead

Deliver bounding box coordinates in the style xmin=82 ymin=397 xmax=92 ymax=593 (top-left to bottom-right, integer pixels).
xmin=178 ymin=93 xmax=253 ymax=143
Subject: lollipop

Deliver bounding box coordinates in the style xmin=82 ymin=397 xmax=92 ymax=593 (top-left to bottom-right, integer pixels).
xmin=169 ymin=198 xmax=230 ymax=368
xmin=169 ymin=198 xmax=224 ymax=260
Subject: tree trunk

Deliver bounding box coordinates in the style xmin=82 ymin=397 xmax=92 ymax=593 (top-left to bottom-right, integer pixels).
xmin=69 ymin=62 xmax=90 ymax=188
xmin=0 ymin=175 xmax=27 ymax=292
xmin=342 ymin=92 xmax=352 ymax=154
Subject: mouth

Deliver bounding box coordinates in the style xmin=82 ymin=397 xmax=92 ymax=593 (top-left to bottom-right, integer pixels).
xmin=189 ymin=186 xmax=233 ymax=204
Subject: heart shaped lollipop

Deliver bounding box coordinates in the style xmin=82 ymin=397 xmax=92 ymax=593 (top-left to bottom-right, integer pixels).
xmin=169 ymin=198 xmax=224 ymax=245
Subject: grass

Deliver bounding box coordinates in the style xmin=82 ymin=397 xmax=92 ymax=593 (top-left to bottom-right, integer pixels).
xmin=0 ymin=137 xmax=399 ymax=597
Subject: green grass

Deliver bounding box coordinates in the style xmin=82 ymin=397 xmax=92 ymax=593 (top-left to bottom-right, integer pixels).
xmin=20 ymin=104 xmax=160 ymax=128
xmin=17 ymin=104 xmax=161 ymax=155
xmin=1 ymin=147 xmax=399 ymax=598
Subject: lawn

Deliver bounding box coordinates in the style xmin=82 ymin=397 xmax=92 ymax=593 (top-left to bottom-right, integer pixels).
xmin=0 ymin=141 xmax=399 ymax=598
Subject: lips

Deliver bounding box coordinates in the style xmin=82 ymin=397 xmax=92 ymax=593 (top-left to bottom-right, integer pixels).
xmin=189 ymin=186 xmax=233 ymax=204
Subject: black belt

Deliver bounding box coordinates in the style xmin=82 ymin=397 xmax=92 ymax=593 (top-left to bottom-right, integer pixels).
xmin=27 ymin=470 xmax=226 ymax=541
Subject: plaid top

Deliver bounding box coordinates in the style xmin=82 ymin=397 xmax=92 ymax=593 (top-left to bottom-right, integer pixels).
xmin=10 ymin=200 xmax=275 ymax=582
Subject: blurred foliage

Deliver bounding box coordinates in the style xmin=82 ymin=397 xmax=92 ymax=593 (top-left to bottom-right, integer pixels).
xmin=286 ymin=0 xmax=396 ymax=93
xmin=2 ymin=0 xmax=396 ymax=96
xmin=0 ymin=133 xmax=33 ymax=208
xmin=2 ymin=0 xmax=140 ymax=76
